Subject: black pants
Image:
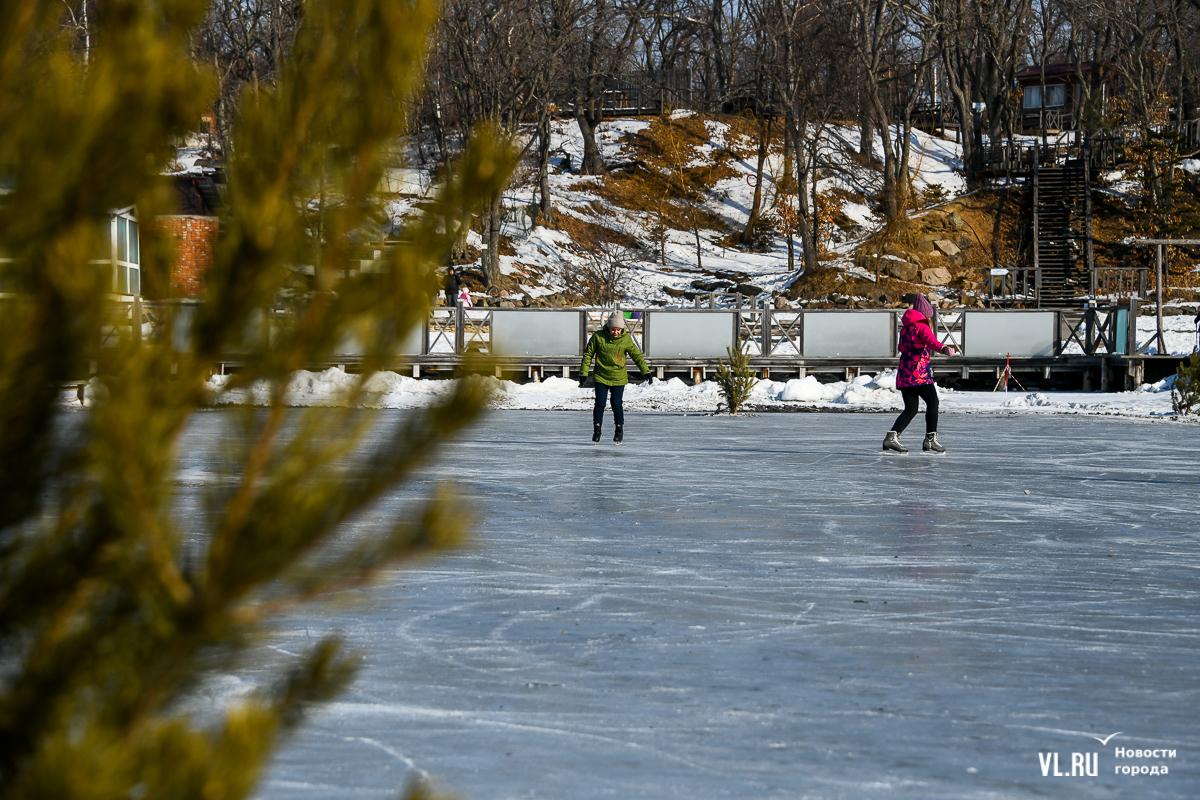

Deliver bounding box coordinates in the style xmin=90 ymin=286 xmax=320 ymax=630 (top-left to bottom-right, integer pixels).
xmin=593 ymin=382 xmax=625 ymax=426
xmin=890 ymin=384 xmax=939 ymax=435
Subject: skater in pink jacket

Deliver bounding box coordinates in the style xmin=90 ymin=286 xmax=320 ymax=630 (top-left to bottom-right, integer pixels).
xmin=883 ymin=295 xmax=956 ymax=454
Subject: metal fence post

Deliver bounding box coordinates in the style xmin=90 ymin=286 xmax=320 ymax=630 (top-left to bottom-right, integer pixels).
xmin=1127 ymin=298 xmax=1137 ymax=356
xmin=798 ymin=309 xmax=806 ymax=358
xmin=1084 ymin=305 xmax=1094 ymax=355
xmin=762 ymin=298 xmax=773 ymax=356
xmin=1154 ymin=244 xmax=1165 ymax=354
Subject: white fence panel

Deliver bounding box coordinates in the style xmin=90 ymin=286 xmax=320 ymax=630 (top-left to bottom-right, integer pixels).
xmin=647 ymin=312 xmax=735 ymax=357
xmin=963 ymin=311 xmax=1055 ymax=357
xmin=333 ymin=321 xmax=425 ymax=357
xmin=492 ymin=310 xmax=581 ymax=357
xmin=803 ymin=312 xmax=894 ymax=357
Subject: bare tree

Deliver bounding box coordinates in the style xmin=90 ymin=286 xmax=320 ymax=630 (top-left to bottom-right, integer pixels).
xmin=932 ymin=0 xmax=1032 ymax=180
xmin=195 ymin=0 xmax=303 ymax=155
xmin=432 ymin=0 xmax=550 ymax=284
xmin=569 ymin=0 xmax=648 ymax=175
xmin=560 ymin=240 xmax=639 ymax=304
xmin=753 ymin=0 xmax=843 ymax=272
xmin=1029 ymin=0 xmax=1068 ymax=145
xmin=848 ymin=0 xmax=938 ymax=225
xmin=1089 ymin=0 xmax=1175 ymax=208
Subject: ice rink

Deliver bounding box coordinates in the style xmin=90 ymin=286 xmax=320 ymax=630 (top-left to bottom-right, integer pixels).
xmin=234 ymin=411 xmax=1199 ymax=799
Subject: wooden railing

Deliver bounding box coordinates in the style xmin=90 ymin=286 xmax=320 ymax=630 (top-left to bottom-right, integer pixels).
xmin=970 ymin=138 xmax=1124 ymax=175
xmin=1091 ymin=266 xmax=1149 ymax=300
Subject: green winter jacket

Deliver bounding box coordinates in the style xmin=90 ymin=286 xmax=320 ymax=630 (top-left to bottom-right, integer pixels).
xmin=581 ymin=328 xmax=649 ymax=386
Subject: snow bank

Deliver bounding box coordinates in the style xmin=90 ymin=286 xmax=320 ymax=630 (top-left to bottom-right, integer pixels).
xmin=193 ymin=366 xmax=1188 ymax=419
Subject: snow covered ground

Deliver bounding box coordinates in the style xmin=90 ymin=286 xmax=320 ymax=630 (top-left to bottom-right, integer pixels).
xmin=1134 ymin=312 xmax=1200 ymax=356
xmin=200 ymin=365 xmax=1195 ymax=420
xmin=210 ymin=411 xmax=1200 ymax=800
xmin=398 ymin=115 xmax=975 ymax=306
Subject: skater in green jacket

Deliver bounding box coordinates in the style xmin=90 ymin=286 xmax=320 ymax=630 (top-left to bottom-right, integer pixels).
xmin=580 ymin=310 xmax=651 ymax=443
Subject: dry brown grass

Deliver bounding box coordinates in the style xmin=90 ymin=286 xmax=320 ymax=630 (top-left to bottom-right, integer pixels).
xmin=1092 ymin=173 xmax=1200 ymax=292
xmin=593 ymin=114 xmax=738 ymax=235
xmin=542 ymin=210 xmax=640 ymax=250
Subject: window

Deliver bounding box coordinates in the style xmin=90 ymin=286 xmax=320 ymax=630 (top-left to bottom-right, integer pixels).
xmin=1024 ymin=84 xmax=1067 ymax=109
xmin=91 ymin=210 xmax=141 ymax=296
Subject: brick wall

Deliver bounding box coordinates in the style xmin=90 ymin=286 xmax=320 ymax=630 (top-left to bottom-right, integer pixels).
xmin=157 ymin=215 xmax=218 ymax=298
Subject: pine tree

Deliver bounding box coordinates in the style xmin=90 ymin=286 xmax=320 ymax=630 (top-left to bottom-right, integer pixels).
xmin=1172 ymin=352 xmax=1200 ymax=416
xmin=715 ymin=341 xmax=757 ymax=414
xmin=0 ymin=0 xmax=514 ymax=796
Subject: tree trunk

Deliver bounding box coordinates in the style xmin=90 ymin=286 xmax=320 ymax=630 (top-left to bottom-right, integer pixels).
xmin=537 ymin=109 xmax=553 ymax=224
xmin=575 ymin=102 xmax=606 ymax=175
xmin=879 ymin=120 xmax=900 ymax=224
xmin=811 ymin=146 xmax=819 ymax=257
xmin=449 ymin=223 xmax=470 ymax=265
xmin=859 ymin=100 xmax=873 ymax=159
xmin=708 ymin=0 xmax=730 ymax=103
xmin=429 ymin=96 xmax=448 ymax=166
xmin=657 ymin=211 xmax=667 ymax=266
xmin=790 ymin=119 xmax=817 ymax=272
xmin=1039 ymin=64 xmax=1048 ymax=146
xmin=740 ymin=117 xmax=770 ymax=244
xmin=782 ymin=129 xmax=795 ymax=271
xmin=483 ymin=194 xmax=502 ymax=286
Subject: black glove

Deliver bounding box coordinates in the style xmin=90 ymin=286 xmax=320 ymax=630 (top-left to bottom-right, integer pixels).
xmin=578 ymin=375 xmax=589 ymax=388
xmin=642 ymin=374 xmax=654 ymax=385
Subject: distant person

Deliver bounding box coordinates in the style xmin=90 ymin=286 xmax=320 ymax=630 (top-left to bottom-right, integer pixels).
xmin=883 ymin=294 xmax=957 ymax=454
xmin=444 ymin=268 xmax=461 ymax=307
xmin=580 ymin=310 xmax=651 ymax=444
xmin=457 ymin=285 xmax=473 ymax=308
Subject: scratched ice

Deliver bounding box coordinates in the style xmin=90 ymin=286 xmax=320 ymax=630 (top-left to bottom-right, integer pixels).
xmin=175 ymin=411 xmax=1200 ymax=799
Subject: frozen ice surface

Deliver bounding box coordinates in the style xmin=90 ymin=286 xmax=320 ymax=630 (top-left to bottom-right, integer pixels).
xmin=225 ymin=411 xmax=1200 ymax=799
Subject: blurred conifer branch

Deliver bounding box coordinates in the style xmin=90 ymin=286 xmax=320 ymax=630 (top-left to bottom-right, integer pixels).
xmin=0 ymin=0 xmax=513 ymax=794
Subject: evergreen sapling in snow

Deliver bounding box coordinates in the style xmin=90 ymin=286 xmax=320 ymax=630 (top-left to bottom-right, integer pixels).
xmin=1171 ymin=352 xmax=1200 ymax=415
xmin=715 ymin=340 xmax=756 ymax=414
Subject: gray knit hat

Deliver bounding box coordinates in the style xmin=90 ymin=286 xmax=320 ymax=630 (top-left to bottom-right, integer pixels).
xmin=606 ymin=310 xmax=624 ymax=329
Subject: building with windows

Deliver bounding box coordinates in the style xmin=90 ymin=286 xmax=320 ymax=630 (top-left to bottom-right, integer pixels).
xmin=0 ymin=206 xmax=144 ymax=298
xmin=1016 ymin=63 xmax=1099 ymax=133
xmin=93 ymin=207 xmax=142 ymax=297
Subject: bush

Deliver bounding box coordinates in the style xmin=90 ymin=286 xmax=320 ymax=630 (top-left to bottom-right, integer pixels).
xmin=1172 ymin=352 xmax=1200 ymax=414
xmin=715 ymin=340 xmax=757 ymax=414
xmin=746 ymin=212 xmax=781 ymax=252
xmin=921 ymin=183 xmax=950 ymax=207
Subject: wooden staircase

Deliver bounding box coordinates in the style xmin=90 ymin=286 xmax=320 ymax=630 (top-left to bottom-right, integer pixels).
xmin=1032 ymin=162 xmax=1091 ymax=308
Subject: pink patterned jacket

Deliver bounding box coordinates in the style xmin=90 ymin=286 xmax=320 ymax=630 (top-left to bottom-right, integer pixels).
xmin=896 ymin=309 xmax=952 ymax=388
